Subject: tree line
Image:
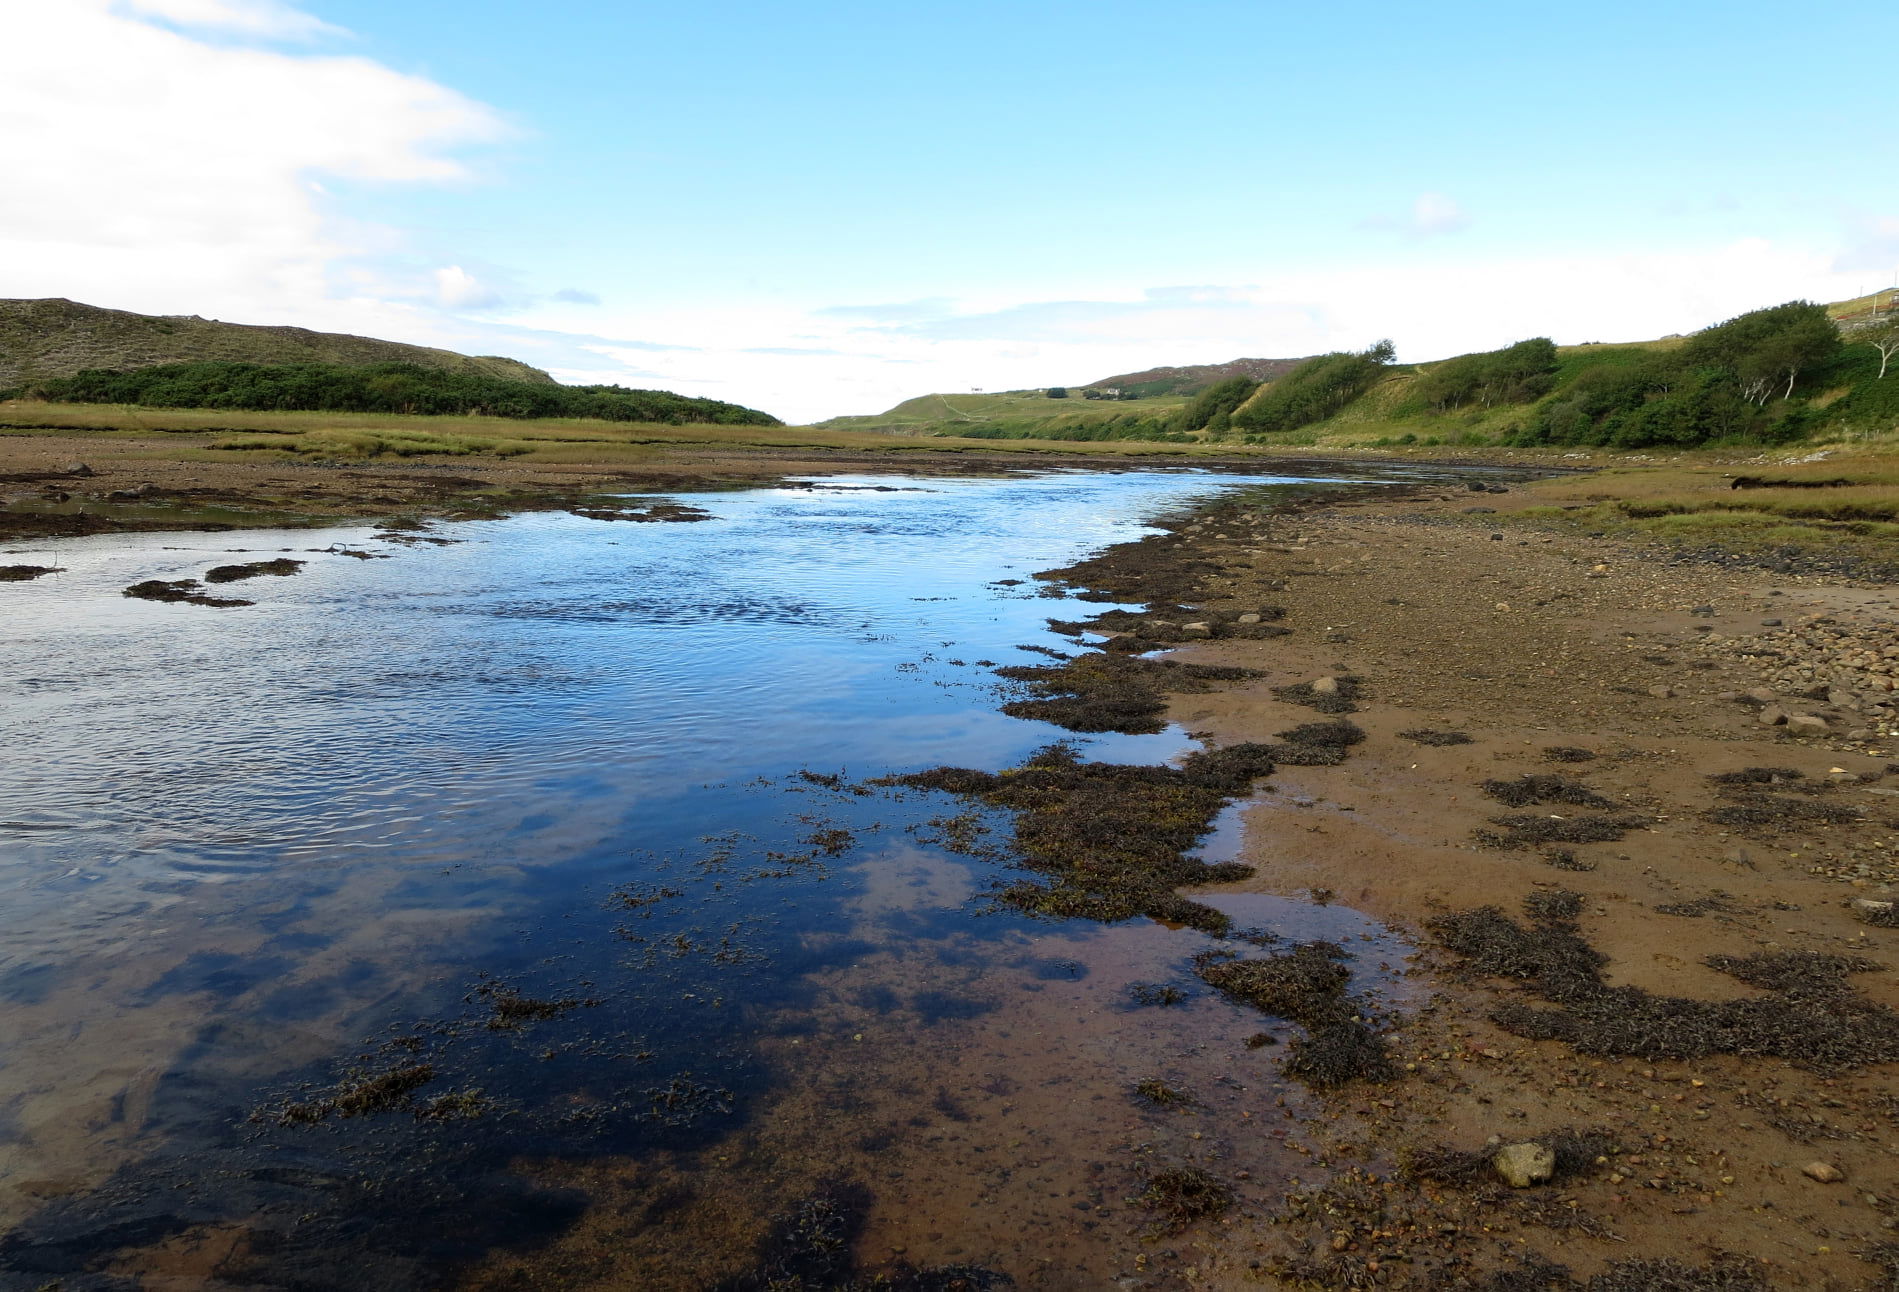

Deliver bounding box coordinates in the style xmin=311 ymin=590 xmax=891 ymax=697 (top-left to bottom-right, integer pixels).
xmin=17 ymin=361 xmax=782 ymax=426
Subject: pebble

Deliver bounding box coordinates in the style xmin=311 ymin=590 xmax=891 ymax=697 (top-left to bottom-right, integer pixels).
xmin=1802 ymin=1161 xmax=1844 ymax=1183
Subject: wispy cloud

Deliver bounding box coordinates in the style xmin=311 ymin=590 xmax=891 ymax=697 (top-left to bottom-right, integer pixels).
xmin=840 ymin=286 xmax=1319 ymax=345
xmin=551 ymin=287 xmax=601 ymax=305
xmin=815 ymin=297 xmax=954 ymax=323
xmin=119 ymin=0 xmax=346 ymax=41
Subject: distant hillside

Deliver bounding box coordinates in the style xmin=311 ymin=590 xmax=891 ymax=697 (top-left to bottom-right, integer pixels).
xmin=0 ymin=297 xmax=554 ymax=389
xmin=820 ymin=294 xmax=1899 ymax=450
xmin=1083 ymin=356 xmax=1313 ymax=398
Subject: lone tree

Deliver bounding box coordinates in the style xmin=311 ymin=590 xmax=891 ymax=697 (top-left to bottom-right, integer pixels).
xmin=1852 ymin=318 xmax=1899 ymax=380
xmin=1046 ymin=386 xmax=1069 ymax=399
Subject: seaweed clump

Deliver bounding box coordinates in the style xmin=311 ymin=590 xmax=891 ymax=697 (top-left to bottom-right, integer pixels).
xmin=1194 ymin=942 xmax=1396 ymax=1087
xmin=1400 ymin=728 xmax=1474 ymax=746
xmin=1475 ymin=813 xmax=1644 ymax=850
xmin=1263 ymin=719 xmax=1366 ymax=767
xmin=1430 ymin=893 xmax=1899 ymax=1068
xmin=0 ymin=564 xmax=61 ymax=581
xmin=122 ymin=578 xmax=251 ymax=608
xmin=994 ymin=652 xmax=1257 ymax=734
xmin=1542 ymin=746 xmax=1597 ymax=763
xmin=203 ymin=557 xmax=305 ymax=583
xmin=1583 ymin=1255 xmax=1769 ymax=1291
xmin=715 ymin=1179 xmax=1012 ymax=1291
xmin=270 ymin=1060 xmax=438 ymax=1125
xmin=1273 ymin=675 xmax=1365 ymax=714
xmin=1481 ymin=775 xmax=1614 ymax=810
xmin=885 ymin=742 xmax=1277 ymax=934
xmin=1135 ymin=1167 xmax=1233 ymax=1237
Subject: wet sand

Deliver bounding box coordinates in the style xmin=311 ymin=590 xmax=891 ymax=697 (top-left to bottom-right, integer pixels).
xmin=1059 ymin=479 xmax=1899 ymax=1287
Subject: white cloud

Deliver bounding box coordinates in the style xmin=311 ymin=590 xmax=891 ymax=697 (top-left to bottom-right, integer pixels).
xmin=433 ymin=265 xmax=503 ymax=311
xmin=1363 ymin=191 xmax=1472 ymax=238
xmin=0 ymin=0 xmax=506 ymax=322
xmin=119 ymin=0 xmax=345 ymax=40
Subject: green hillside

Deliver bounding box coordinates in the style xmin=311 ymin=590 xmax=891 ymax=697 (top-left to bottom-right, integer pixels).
xmin=17 ymin=360 xmax=780 ymax=426
xmin=820 ymin=388 xmax=1194 ymax=440
xmin=0 ymin=297 xmax=554 ymax=388
xmin=821 ymin=297 xmax=1899 ymax=453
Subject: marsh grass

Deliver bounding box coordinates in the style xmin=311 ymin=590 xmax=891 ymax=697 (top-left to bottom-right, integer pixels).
xmin=0 ymin=398 xmax=1254 ymax=461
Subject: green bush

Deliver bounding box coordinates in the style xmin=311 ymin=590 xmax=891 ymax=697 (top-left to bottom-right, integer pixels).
xmin=1233 ymin=341 xmax=1394 ymax=433
xmin=1407 ymin=338 xmax=1557 ymax=412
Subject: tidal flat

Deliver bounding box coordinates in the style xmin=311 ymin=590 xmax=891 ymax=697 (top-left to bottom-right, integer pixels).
xmin=5 ymin=462 xmax=1897 ymax=1290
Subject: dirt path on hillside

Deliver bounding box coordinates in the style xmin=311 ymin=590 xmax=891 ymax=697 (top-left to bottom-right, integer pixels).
xmin=1052 ymin=481 xmax=1899 ymax=1287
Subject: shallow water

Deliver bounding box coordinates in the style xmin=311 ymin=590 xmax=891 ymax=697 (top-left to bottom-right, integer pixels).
xmin=0 ymin=469 xmax=1414 ymax=1289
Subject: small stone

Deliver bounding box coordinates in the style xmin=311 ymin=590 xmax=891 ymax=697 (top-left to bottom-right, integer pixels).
xmin=1762 ymin=619 xmax=1783 ymax=627
xmin=1648 ymin=685 xmax=1675 ymax=699
xmin=1236 ymin=613 xmax=1261 ymax=625
xmin=1310 ymin=676 xmax=1340 ymax=695
xmin=60 ymin=461 xmax=93 ymax=476
xmin=1181 ymin=622 xmax=1213 ymax=637
xmin=1489 ymin=533 xmax=1505 ymax=541
xmin=1848 ymin=729 xmax=1873 ymax=742
xmin=1849 ymin=898 xmax=1896 ymax=926
xmin=1802 ymin=1161 xmax=1844 ymax=1184
xmin=1691 ymin=605 xmax=1715 ymax=617
xmin=1759 ymin=707 xmax=1789 ymax=727
xmin=1494 ymin=1142 xmax=1556 ymax=1188
xmin=1786 ymin=714 xmax=1829 ymax=734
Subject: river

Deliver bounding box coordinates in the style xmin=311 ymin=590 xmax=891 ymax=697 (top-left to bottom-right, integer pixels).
xmin=0 ymin=468 xmax=1413 ymax=1289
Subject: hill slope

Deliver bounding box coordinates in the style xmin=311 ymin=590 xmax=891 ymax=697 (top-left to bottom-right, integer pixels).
xmin=1082 ymin=355 xmax=1312 ymax=397
xmin=0 ymin=298 xmax=554 ymax=388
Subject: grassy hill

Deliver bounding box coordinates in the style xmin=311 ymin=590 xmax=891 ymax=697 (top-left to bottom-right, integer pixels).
xmin=821 ymin=296 xmax=1899 ymax=452
xmin=0 ymin=297 xmax=554 ymax=388
xmin=1081 ymin=355 xmax=1312 ymax=397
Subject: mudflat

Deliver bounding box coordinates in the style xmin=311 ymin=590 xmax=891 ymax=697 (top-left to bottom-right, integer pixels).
xmin=1013 ymin=475 xmax=1899 ymax=1287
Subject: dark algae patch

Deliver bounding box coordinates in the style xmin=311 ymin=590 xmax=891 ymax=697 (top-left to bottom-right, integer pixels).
xmin=0 ymin=563 xmax=61 ymax=580
xmin=121 ymin=577 xmax=252 ymax=607
xmin=1430 ymin=892 xmax=1899 ymax=1068
xmin=994 ymin=652 xmax=1256 ymax=734
xmin=884 ymin=741 xmax=1277 ymax=934
xmin=271 ymin=1059 xmax=439 ymax=1124
xmin=1193 ymin=942 xmax=1397 ymax=1088
xmin=1399 ymin=727 xmax=1473 ymax=746
xmin=1480 ymin=775 xmax=1615 ymax=810
xmin=1135 ymin=1167 xmax=1234 ymax=1238
xmin=714 ymin=1179 xmax=1012 ymax=1291
xmin=202 ymin=556 xmax=305 ymax=582
xmin=1475 ymin=812 xmax=1645 ymax=850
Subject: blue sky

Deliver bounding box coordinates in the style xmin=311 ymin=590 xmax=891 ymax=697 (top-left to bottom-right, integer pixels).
xmin=6 ymin=0 xmax=1897 ymax=419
